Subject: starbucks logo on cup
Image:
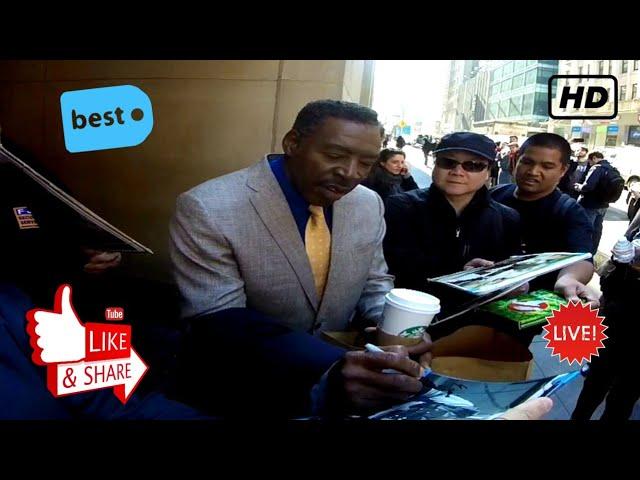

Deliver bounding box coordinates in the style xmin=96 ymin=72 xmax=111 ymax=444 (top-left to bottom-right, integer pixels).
xmin=399 ymin=326 xmax=426 ymax=338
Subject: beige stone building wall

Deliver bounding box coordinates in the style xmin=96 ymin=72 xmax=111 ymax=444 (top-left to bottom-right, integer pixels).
xmin=0 ymin=60 xmax=375 ymax=281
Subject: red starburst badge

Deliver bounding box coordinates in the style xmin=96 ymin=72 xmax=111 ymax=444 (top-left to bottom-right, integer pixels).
xmin=542 ymin=301 xmax=608 ymax=365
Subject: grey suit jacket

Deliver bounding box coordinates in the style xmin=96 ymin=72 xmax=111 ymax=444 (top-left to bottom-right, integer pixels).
xmin=169 ymin=155 xmax=394 ymax=333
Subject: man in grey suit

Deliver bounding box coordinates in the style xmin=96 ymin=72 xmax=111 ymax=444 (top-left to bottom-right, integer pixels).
xmin=168 ymin=101 xmax=553 ymax=420
xmin=170 ymin=100 xmax=431 ymax=416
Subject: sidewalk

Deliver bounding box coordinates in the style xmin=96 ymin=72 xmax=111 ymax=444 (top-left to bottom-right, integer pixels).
xmin=403 ymin=145 xmax=432 ymax=188
xmin=594 ymin=196 xmax=631 ymax=265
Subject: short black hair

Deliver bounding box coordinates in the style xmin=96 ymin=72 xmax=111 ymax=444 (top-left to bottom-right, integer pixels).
xmin=379 ymin=148 xmax=406 ymax=163
xmin=519 ymin=133 xmax=572 ymax=166
xmin=589 ymin=151 xmax=604 ymax=160
xmin=292 ymin=99 xmax=382 ymax=138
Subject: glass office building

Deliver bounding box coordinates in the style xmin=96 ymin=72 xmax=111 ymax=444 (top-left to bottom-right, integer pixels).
xmin=485 ymin=60 xmax=559 ymax=123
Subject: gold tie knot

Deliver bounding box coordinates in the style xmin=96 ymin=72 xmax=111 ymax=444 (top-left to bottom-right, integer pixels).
xmin=308 ymin=205 xmax=324 ymax=217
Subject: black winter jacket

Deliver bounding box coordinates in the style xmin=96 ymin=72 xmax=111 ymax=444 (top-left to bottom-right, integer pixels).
xmin=383 ymin=184 xmax=523 ymax=293
xmin=361 ymin=167 xmax=419 ymax=202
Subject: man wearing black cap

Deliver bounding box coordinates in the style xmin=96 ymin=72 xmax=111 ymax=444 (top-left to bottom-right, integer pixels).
xmin=383 ymin=132 xmax=523 ymax=340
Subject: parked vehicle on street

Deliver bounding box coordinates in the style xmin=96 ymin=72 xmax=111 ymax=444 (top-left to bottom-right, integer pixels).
xmin=605 ymin=146 xmax=640 ymax=219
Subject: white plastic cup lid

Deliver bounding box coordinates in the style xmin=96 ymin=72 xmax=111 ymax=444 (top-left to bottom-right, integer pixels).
xmin=385 ymin=288 xmax=441 ymax=314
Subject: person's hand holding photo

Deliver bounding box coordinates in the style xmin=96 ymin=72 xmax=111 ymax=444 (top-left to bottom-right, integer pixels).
xmin=554 ymin=275 xmax=600 ymax=308
xmin=497 ymin=397 xmax=553 ymax=420
xmin=463 ymin=258 xmax=494 ymax=270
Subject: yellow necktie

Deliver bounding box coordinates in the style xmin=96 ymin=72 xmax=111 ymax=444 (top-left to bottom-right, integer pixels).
xmin=305 ymin=205 xmax=331 ymax=298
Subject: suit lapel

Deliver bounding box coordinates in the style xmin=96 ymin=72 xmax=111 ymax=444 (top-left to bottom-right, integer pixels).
xmin=247 ymin=157 xmax=319 ymax=311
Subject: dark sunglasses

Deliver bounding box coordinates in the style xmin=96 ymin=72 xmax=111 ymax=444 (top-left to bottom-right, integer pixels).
xmin=435 ymin=156 xmax=490 ymax=172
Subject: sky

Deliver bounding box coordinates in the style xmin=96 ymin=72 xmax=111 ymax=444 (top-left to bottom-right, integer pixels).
xmin=372 ymin=60 xmax=450 ymax=135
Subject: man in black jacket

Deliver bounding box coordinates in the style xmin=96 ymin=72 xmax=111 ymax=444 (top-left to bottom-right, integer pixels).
xmin=490 ymin=133 xmax=599 ymax=348
xmin=384 ymin=132 xmax=523 ymax=340
xmin=491 ymin=134 xmax=598 ymax=307
xmin=574 ymin=151 xmax=615 ymax=254
xmin=559 ymin=146 xmax=590 ymax=198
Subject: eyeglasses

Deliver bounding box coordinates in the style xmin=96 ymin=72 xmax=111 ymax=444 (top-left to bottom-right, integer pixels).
xmin=435 ymin=156 xmax=490 ymax=172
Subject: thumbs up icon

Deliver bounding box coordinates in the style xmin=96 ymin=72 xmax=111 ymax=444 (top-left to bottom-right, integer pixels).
xmin=26 ymin=284 xmax=86 ymax=364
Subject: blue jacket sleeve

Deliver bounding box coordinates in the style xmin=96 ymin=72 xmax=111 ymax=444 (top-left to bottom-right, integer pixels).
xmin=176 ymin=307 xmax=347 ymax=418
xmin=579 ymin=165 xmax=605 ymax=194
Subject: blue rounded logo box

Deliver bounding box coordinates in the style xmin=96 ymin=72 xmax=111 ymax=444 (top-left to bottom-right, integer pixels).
xmin=60 ymin=85 xmax=154 ymax=153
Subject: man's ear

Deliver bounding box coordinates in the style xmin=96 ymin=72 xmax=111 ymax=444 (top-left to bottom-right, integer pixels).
xmin=560 ymin=163 xmax=569 ymax=177
xmin=282 ymin=129 xmax=301 ymax=156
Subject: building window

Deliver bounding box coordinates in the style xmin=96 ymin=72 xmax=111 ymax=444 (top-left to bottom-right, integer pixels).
xmin=533 ymin=92 xmax=548 ymax=116
xmin=512 ymin=73 xmax=524 ymax=89
xmin=622 ymin=60 xmax=628 ymax=73
xmin=503 ymin=61 xmax=514 ymax=76
xmin=598 ymin=60 xmax=604 ymax=75
xmin=633 ymin=83 xmax=638 ymax=100
xmin=522 ymin=93 xmax=534 ymax=114
xmin=509 ymin=96 xmax=522 ymax=117
xmin=578 ymin=66 xmax=583 ymax=82
xmin=586 ymin=64 xmax=590 ymax=75
xmin=621 ymin=85 xmax=627 ymax=101
xmin=525 ymin=69 xmax=537 ymax=85
xmin=628 ymin=125 xmax=640 ymax=146
xmin=501 ymin=78 xmax=512 ymax=93
xmin=489 ymin=102 xmax=498 ymax=119
xmin=634 ymin=60 xmax=639 ymax=71
xmin=499 ymin=100 xmax=509 ymax=118
xmin=514 ymin=60 xmax=526 ymax=72
xmin=537 ymin=67 xmax=554 ymax=85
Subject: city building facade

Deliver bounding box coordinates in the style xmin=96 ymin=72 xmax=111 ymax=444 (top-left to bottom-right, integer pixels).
xmin=473 ymin=60 xmax=558 ymax=137
xmin=442 ymin=60 xmax=560 ymax=138
xmin=548 ymin=60 xmax=640 ymax=149
xmin=441 ymin=60 xmax=489 ymax=133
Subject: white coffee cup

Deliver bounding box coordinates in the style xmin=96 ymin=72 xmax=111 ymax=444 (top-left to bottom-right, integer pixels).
xmin=378 ymin=289 xmax=441 ymax=345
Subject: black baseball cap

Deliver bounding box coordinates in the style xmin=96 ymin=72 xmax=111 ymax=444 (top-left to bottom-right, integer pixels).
xmin=433 ymin=132 xmax=497 ymax=162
